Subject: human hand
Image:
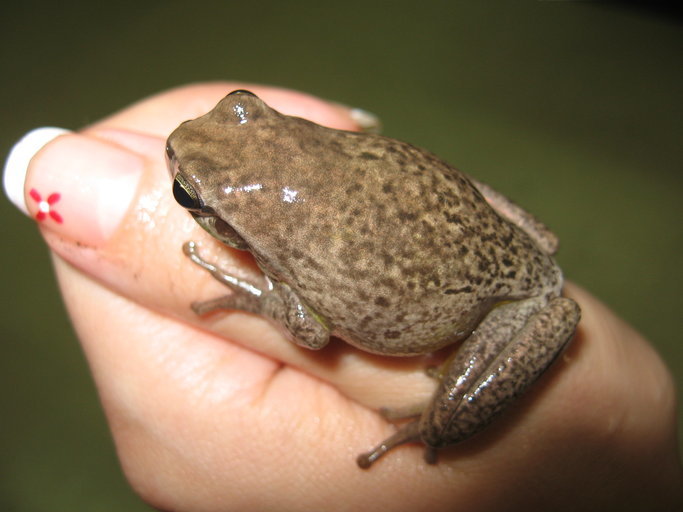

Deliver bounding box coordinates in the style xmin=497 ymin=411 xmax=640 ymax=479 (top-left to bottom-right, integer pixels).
xmin=5 ymin=83 xmax=681 ymax=511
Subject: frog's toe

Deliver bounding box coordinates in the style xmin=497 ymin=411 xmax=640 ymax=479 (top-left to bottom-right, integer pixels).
xmin=423 ymin=446 xmax=438 ymax=464
xmin=356 ymin=421 xmax=421 ymax=469
xmin=190 ymin=296 xmax=233 ymax=315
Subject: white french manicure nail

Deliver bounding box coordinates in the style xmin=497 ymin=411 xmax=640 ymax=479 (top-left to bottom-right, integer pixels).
xmin=3 ymin=127 xmax=71 ymax=215
xmin=349 ymin=108 xmax=382 ymax=133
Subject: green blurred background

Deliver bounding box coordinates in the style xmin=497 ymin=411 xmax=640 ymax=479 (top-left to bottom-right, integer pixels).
xmin=1 ymin=1 xmax=681 ymax=510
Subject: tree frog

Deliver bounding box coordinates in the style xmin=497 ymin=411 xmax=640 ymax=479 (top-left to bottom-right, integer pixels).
xmin=166 ymin=90 xmax=581 ymax=468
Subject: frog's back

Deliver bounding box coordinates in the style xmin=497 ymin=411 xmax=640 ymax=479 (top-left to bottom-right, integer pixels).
xmin=242 ymin=122 xmax=560 ymax=355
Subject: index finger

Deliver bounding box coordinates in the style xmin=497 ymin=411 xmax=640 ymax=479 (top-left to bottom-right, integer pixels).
xmin=90 ymin=82 xmax=363 ymax=136
xmin=12 ymin=83 xmax=436 ymax=410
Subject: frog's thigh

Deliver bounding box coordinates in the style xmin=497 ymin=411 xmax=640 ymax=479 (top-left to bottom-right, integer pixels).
xmin=421 ymin=296 xmax=580 ymax=447
xmin=469 ymin=177 xmax=559 ymax=255
xmin=265 ymin=282 xmax=330 ymax=350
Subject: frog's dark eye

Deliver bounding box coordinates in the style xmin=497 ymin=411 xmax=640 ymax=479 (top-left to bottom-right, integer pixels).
xmin=173 ymin=175 xmax=202 ymax=211
xmin=165 ymin=144 xmax=175 ymax=161
xmin=228 ymin=89 xmax=256 ymax=97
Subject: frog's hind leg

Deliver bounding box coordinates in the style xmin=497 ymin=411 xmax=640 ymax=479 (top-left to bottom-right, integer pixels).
xmin=420 ymin=296 xmax=580 ymax=455
xmin=469 ymin=177 xmax=559 ymax=255
xmin=356 ymin=296 xmax=580 ymax=468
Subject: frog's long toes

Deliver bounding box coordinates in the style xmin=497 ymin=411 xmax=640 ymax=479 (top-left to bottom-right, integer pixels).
xmin=190 ymin=301 xmax=205 ymax=315
xmin=190 ymin=296 xmax=230 ymax=316
xmin=182 ymin=240 xmax=198 ymax=256
xmin=356 ymin=421 xmax=421 ymax=469
xmin=379 ymin=407 xmax=395 ymax=419
xmin=356 ymin=446 xmax=387 ymax=469
xmin=356 ymin=452 xmax=373 ymax=469
xmin=423 ymin=446 xmax=438 ymax=464
xmin=424 ymin=365 xmax=442 ymax=379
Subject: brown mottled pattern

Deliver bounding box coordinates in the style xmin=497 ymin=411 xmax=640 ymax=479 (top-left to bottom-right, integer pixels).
xmin=419 ymin=296 xmax=580 ymax=446
xmin=170 ymin=92 xmax=583 ymax=467
xmin=167 ymin=93 xmax=562 ymax=356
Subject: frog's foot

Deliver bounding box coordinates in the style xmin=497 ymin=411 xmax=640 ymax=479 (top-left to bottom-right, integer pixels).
xmin=356 ymin=421 xmax=421 ymax=469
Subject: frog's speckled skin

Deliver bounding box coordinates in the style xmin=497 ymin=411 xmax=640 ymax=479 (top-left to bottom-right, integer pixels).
xmin=166 ymin=91 xmax=581 ymax=468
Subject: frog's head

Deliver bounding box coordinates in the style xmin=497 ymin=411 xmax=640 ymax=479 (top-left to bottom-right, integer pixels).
xmin=169 ymin=168 xmax=252 ymax=250
xmin=166 ymin=89 xmax=316 ymax=255
xmin=166 ymin=90 xmax=278 ymax=250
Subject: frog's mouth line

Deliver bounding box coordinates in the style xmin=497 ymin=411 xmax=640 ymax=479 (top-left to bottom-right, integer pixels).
xmin=171 ymin=164 xmax=250 ymax=252
xmin=192 ymin=213 xmax=249 ymax=251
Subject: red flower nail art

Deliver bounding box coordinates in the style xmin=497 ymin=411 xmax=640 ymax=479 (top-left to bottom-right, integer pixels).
xmin=29 ymin=188 xmax=63 ymax=223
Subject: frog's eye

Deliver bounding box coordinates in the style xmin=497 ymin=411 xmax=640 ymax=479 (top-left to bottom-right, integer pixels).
xmin=173 ymin=175 xmax=202 ymax=211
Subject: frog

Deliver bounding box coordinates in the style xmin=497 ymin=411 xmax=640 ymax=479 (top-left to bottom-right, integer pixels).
xmin=165 ymin=90 xmax=581 ymax=469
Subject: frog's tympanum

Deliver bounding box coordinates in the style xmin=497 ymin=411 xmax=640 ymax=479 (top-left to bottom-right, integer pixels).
xmin=166 ymin=90 xmax=581 ymax=468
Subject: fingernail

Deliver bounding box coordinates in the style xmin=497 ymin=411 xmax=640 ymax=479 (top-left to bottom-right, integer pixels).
xmin=329 ymin=101 xmax=382 ymax=133
xmin=4 ymin=128 xmax=144 ymax=246
xmin=3 ymin=127 xmax=71 ymax=215
xmin=349 ymin=107 xmax=382 ymax=133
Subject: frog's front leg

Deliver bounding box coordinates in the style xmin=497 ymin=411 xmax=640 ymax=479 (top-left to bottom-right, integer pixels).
xmin=184 ymin=242 xmax=330 ymax=349
xmin=357 ymin=295 xmax=580 ymax=468
xmin=184 ymin=242 xmax=264 ymax=314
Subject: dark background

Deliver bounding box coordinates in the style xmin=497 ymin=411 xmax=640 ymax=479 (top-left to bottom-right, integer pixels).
xmin=1 ymin=1 xmax=681 ymax=510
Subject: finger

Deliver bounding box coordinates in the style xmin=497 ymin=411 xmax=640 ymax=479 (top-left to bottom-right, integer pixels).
xmin=7 ymin=89 xmax=435 ymax=410
xmin=560 ymin=283 xmax=678 ymax=448
xmin=51 ymin=253 xmax=431 ymax=510
xmin=89 ymin=82 xmax=369 ymax=136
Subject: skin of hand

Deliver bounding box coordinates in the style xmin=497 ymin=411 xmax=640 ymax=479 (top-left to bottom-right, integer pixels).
xmin=20 ymin=83 xmax=682 ymax=511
